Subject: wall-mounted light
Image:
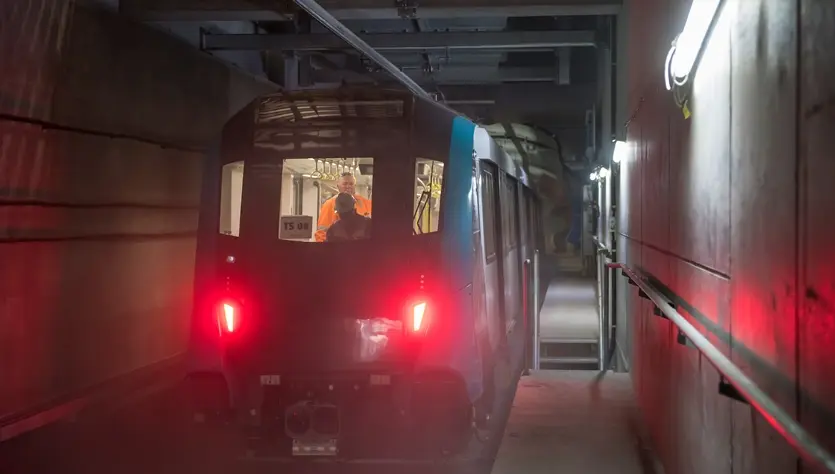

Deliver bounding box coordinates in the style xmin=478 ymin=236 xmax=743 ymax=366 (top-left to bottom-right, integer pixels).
xmin=590 ymin=166 xmax=610 ymax=182
xmin=612 ymin=140 xmax=627 ymax=164
xmin=664 ymin=0 xmax=724 ymax=94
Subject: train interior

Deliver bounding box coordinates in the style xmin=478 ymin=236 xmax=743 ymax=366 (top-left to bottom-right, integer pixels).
xmin=218 ymin=156 xmax=445 ymax=242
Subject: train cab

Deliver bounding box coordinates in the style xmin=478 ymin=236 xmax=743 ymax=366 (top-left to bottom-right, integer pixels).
xmin=189 ymin=88 xmax=485 ymax=461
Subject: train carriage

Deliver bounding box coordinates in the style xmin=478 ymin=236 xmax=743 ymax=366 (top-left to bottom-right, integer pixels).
xmin=187 ymin=87 xmax=544 ymax=462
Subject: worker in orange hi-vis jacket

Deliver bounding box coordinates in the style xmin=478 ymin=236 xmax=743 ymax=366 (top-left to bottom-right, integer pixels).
xmin=315 ymin=172 xmax=372 ymax=242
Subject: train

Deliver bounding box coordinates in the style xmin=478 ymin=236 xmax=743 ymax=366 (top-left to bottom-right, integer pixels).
xmin=186 ymin=87 xmax=545 ymax=463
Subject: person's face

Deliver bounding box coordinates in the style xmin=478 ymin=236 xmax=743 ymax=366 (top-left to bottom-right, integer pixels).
xmin=338 ymin=176 xmax=356 ymax=195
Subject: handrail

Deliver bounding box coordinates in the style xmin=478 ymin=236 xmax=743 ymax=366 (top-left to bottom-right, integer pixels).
xmin=609 ymin=262 xmax=835 ymax=473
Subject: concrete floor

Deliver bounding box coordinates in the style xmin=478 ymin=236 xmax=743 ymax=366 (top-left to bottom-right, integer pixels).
xmin=539 ymin=277 xmax=599 ymax=342
xmin=491 ymin=371 xmax=650 ymax=474
xmin=0 ymin=371 xmax=654 ymax=474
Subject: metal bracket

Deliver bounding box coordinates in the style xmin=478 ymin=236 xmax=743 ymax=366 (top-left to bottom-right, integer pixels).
xmin=653 ymin=303 xmax=672 ymax=320
xmin=676 ymin=328 xmax=696 ymax=348
xmin=395 ymin=0 xmax=418 ymax=19
xmin=718 ymin=376 xmax=749 ymax=404
xmin=198 ymin=27 xmax=208 ymax=51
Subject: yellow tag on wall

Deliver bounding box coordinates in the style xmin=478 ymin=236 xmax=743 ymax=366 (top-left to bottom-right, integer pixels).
xmin=682 ymin=101 xmax=691 ymax=119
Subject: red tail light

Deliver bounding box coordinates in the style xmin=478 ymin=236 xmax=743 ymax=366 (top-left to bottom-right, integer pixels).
xmin=218 ymin=300 xmax=240 ymax=334
xmin=403 ymin=299 xmax=434 ymax=336
xmin=412 ymin=302 xmax=426 ymax=332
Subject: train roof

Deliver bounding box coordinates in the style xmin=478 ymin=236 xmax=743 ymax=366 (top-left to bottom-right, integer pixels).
xmin=240 ymin=87 xmax=533 ymax=191
xmin=254 ymin=87 xmax=417 ymax=124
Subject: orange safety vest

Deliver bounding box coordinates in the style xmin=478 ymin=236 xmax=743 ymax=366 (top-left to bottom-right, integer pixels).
xmin=315 ymin=194 xmax=372 ymax=242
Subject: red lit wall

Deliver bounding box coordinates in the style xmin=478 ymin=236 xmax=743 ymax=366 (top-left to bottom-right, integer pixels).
xmin=0 ymin=1 xmax=273 ymax=430
xmin=617 ymin=0 xmax=835 ymax=472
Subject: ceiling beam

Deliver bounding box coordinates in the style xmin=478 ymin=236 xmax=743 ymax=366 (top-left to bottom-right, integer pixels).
xmin=438 ymin=82 xmax=594 ymax=103
xmin=294 ymin=83 xmax=593 ymax=125
xmin=437 ymin=83 xmax=595 ymax=121
xmin=121 ymin=0 xmax=620 ymax=21
xmin=313 ymin=66 xmax=558 ymax=84
xmin=202 ymin=30 xmax=597 ymax=52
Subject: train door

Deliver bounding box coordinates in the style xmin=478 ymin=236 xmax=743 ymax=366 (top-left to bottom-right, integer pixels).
xmin=470 ymin=163 xmax=494 ymax=423
xmin=477 ymin=161 xmax=505 ymax=351
xmin=517 ymin=186 xmax=530 ymax=334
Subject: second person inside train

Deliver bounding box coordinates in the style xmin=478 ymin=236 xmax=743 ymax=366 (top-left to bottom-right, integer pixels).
xmin=315 ymin=172 xmax=372 ymax=242
xmin=325 ymin=193 xmax=372 ymax=242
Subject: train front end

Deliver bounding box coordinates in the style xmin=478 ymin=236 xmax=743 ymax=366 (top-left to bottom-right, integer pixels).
xmin=188 ymin=89 xmax=478 ymax=461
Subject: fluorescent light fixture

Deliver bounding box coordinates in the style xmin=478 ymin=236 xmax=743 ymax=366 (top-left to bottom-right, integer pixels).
xmin=598 ymin=167 xmax=610 ymax=179
xmin=612 ymin=141 xmax=627 ymax=164
xmin=668 ymin=0 xmax=723 ymax=85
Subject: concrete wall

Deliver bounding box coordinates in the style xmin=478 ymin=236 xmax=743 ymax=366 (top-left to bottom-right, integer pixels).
xmin=617 ymin=0 xmax=835 ymax=473
xmin=0 ymin=0 xmax=273 ymax=429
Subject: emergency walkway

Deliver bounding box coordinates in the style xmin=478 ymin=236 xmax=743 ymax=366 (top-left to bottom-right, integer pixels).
xmin=538 ymin=277 xmax=600 ymax=369
xmin=489 ymin=271 xmax=651 ymax=474
xmin=490 ymin=371 xmax=650 ymax=474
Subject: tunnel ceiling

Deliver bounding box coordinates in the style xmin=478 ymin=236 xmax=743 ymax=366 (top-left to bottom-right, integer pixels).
xmin=119 ymin=0 xmax=615 ymax=179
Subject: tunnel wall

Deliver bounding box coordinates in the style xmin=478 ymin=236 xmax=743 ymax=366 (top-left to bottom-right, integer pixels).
xmin=617 ymin=0 xmax=835 ymax=473
xmin=0 ymin=0 xmax=274 ymax=431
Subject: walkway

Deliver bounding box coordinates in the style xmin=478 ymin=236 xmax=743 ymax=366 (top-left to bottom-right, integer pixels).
xmin=491 ymin=371 xmax=651 ymax=474
xmin=539 ymin=276 xmax=599 ymax=342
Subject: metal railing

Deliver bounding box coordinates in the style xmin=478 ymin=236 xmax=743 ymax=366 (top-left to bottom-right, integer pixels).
xmin=592 ymin=237 xmax=614 ymax=259
xmin=593 ymin=237 xmax=616 ymax=370
xmin=528 ymin=250 xmax=542 ymax=371
xmin=609 ymin=262 xmax=835 ymax=474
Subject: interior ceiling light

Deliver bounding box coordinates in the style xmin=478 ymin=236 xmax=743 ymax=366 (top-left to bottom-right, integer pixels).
xmin=665 ymin=0 xmax=723 ymax=90
xmin=598 ymin=167 xmax=610 ymax=179
xmin=589 ymin=171 xmax=598 ymax=182
xmin=612 ymin=141 xmax=627 ymax=164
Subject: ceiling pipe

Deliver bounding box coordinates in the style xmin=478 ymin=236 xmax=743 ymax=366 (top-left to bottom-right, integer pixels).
xmin=292 ymin=0 xmax=460 ymax=116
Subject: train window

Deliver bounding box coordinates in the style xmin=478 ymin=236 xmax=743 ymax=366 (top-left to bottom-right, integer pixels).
xmin=219 ymin=161 xmax=244 ymax=237
xmin=413 ymin=159 xmax=444 ymax=235
xmin=525 ymin=189 xmax=536 ymax=250
xmin=506 ymin=177 xmax=519 ymax=248
xmin=480 ymin=167 xmax=497 ymax=259
xmin=277 ymin=157 xmax=373 ymax=242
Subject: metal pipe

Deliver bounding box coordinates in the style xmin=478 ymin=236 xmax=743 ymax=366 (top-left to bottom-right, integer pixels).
xmin=203 ymin=30 xmax=597 ymax=52
xmin=293 ymin=0 xmax=442 ymax=108
xmin=597 ymin=254 xmax=606 ymax=370
xmin=592 ymin=236 xmax=611 ymax=370
xmin=126 ymin=4 xmax=622 ymax=22
xmin=523 ymin=258 xmax=532 ymax=372
xmin=443 ymin=100 xmax=496 ymax=106
xmin=532 ymin=249 xmax=541 ymax=371
xmin=613 ymin=263 xmax=835 ymax=474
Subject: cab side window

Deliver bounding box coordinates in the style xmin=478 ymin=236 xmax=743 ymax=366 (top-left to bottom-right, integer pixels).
xmin=219 ymin=161 xmax=244 ymax=237
xmin=480 ymin=167 xmax=498 ymax=262
xmin=413 ymin=158 xmax=444 ymax=235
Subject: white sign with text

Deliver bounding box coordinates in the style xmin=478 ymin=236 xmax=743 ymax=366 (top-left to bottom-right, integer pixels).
xmin=279 ymin=215 xmax=314 ymax=240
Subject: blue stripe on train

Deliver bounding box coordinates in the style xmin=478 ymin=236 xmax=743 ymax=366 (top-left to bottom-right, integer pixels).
xmin=442 ymin=117 xmax=482 ymax=402
xmin=443 ymin=116 xmax=475 ymax=283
